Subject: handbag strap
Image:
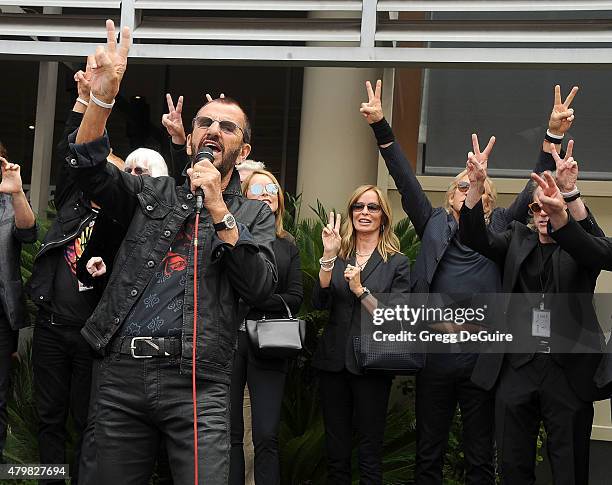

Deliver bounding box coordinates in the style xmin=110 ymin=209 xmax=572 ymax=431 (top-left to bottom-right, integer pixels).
xmin=277 ymin=295 xmax=293 ymax=319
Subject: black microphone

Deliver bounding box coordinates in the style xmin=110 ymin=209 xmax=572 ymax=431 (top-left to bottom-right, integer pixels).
xmin=194 ymin=147 xmax=214 ymax=213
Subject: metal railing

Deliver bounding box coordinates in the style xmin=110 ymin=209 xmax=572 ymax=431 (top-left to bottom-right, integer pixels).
xmin=1 ymin=1 xmax=612 ymax=65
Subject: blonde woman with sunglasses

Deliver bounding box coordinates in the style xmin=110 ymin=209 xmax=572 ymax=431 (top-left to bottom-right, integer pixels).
xmin=229 ymin=169 xmax=303 ymax=485
xmin=312 ymin=185 xmax=411 ymax=484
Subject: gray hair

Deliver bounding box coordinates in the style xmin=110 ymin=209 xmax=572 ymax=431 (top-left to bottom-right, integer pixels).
xmin=125 ymin=148 xmax=168 ymax=178
xmin=236 ymin=159 xmax=266 ymax=172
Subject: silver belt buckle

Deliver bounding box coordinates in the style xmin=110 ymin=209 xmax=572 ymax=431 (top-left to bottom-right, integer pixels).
xmin=130 ymin=336 xmax=157 ymax=359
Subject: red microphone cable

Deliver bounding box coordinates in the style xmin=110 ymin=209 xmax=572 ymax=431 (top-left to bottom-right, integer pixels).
xmin=192 ymin=211 xmax=201 ymax=485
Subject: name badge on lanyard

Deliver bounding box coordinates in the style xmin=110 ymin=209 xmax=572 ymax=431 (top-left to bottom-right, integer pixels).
xmin=532 ymin=301 xmax=551 ymax=338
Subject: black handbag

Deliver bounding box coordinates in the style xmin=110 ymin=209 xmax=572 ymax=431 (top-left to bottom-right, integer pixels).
xmin=353 ymin=332 xmax=426 ymax=376
xmin=246 ymin=296 xmax=306 ymax=359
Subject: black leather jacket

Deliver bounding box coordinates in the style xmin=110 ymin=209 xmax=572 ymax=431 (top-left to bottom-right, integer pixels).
xmin=26 ymin=110 xmax=98 ymax=314
xmin=66 ymin=131 xmax=277 ymax=384
xmin=0 ymin=194 xmax=38 ymax=329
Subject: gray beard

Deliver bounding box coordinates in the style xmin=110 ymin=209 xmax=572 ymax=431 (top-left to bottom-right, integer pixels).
xmin=191 ymin=145 xmax=241 ymax=179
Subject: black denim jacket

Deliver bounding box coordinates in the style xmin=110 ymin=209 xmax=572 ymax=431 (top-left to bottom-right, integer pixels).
xmin=66 ymin=131 xmax=277 ymax=384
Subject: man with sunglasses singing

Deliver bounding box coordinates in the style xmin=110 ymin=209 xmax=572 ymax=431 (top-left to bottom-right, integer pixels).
xmin=360 ymin=80 xmax=577 ymax=485
xmin=62 ymin=21 xmax=277 ymax=484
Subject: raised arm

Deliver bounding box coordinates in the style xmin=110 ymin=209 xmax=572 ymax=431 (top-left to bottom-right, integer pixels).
xmin=66 ymin=21 xmax=143 ymax=224
xmin=460 ymin=153 xmax=511 ymax=264
xmin=53 ymin=58 xmax=96 ymax=209
xmin=162 ymin=93 xmax=189 ymax=178
xmin=497 ymin=85 xmax=578 ymax=227
xmin=360 ymin=80 xmax=433 ymax=238
xmin=532 ymin=171 xmax=610 ymax=271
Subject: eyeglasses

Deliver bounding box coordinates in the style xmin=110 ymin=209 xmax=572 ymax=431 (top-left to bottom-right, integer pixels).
xmin=193 ymin=116 xmax=244 ymax=136
xmin=250 ymin=183 xmax=279 ymax=196
xmin=528 ymin=202 xmax=543 ymax=214
xmin=124 ymin=166 xmax=150 ymax=176
xmin=456 ymin=181 xmax=470 ymax=193
xmin=351 ymin=202 xmax=382 ymax=213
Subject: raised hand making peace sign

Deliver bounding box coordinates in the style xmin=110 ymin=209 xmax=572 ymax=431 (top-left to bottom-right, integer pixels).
xmin=89 ymin=19 xmax=131 ymax=104
xmin=530 ymin=172 xmax=566 ymax=226
xmin=551 ymin=140 xmax=578 ymax=193
xmin=360 ymin=80 xmax=384 ymax=125
xmin=205 ymin=93 xmax=225 ymax=102
xmin=161 ymin=94 xmax=186 ymax=145
xmin=468 ymin=133 xmax=496 ymax=171
xmin=549 ymin=84 xmax=578 ymax=136
xmin=322 ymin=211 xmax=342 ymax=258
xmin=73 ymin=55 xmax=94 ymax=104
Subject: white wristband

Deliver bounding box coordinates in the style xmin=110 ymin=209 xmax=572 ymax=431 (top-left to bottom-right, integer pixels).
xmin=90 ymin=92 xmax=115 ymax=109
xmin=76 ymin=97 xmax=89 ymax=107
xmin=546 ymin=129 xmax=564 ymax=140
xmin=560 ymin=187 xmax=580 ymax=198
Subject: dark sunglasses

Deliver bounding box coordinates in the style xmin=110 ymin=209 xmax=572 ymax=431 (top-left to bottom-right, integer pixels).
xmin=528 ymin=202 xmax=543 ymax=214
xmin=250 ymin=183 xmax=279 ymax=196
xmin=193 ymin=116 xmax=244 ymax=136
xmin=351 ymin=202 xmax=382 ymax=213
xmin=456 ymin=181 xmax=470 ymax=193
xmin=124 ymin=166 xmax=150 ymax=176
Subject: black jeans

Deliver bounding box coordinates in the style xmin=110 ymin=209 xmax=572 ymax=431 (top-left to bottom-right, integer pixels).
xmin=229 ymin=331 xmax=286 ymax=485
xmin=79 ymin=359 xmax=174 ymax=485
xmin=95 ymin=353 xmax=230 ymax=484
xmin=496 ymin=355 xmax=594 ymax=485
xmin=318 ymin=369 xmax=392 ymax=485
xmin=32 ymin=319 xmax=93 ymax=485
xmin=415 ymin=353 xmax=495 ymax=485
xmin=0 ymin=314 xmax=17 ymax=460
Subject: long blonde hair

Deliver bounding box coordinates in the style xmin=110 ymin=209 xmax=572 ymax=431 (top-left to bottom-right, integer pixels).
xmin=339 ymin=185 xmax=400 ymax=262
xmin=444 ymin=169 xmax=498 ymax=223
xmin=241 ymin=169 xmax=289 ymax=239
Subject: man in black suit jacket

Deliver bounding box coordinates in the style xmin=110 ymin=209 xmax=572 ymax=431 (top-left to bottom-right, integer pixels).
xmin=534 ymin=170 xmax=612 ymax=406
xmin=460 ymin=150 xmax=607 ymax=485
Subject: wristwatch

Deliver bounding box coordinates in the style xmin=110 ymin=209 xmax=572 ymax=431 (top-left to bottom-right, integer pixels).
xmin=358 ymin=287 xmax=371 ymax=301
xmin=213 ymin=213 xmax=237 ymax=231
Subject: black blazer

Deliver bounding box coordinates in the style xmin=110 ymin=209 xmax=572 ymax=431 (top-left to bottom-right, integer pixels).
xmin=243 ymin=236 xmax=303 ymax=372
xmin=460 ymin=200 xmax=607 ymax=402
xmin=312 ymin=250 xmax=411 ymax=374
xmin=549 ymin=219 xmax=612 ymax=392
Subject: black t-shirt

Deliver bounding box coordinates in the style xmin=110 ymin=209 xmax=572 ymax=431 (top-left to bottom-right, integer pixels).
xmin=120 ymin=216 xmax=195 ymax=338
xmin=49 ymin=215 xmax=100 ymax=323
xmin=430 ymin=233 xmax=502 ymax=295
xmin=507 ymin=241 xmax=558 ymax=361
xmin=509 ymin=241 xmax=557 ymax=319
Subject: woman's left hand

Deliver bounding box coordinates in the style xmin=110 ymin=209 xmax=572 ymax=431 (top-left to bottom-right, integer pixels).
xmin=344 ymin=264 xmax=363 ymax=295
